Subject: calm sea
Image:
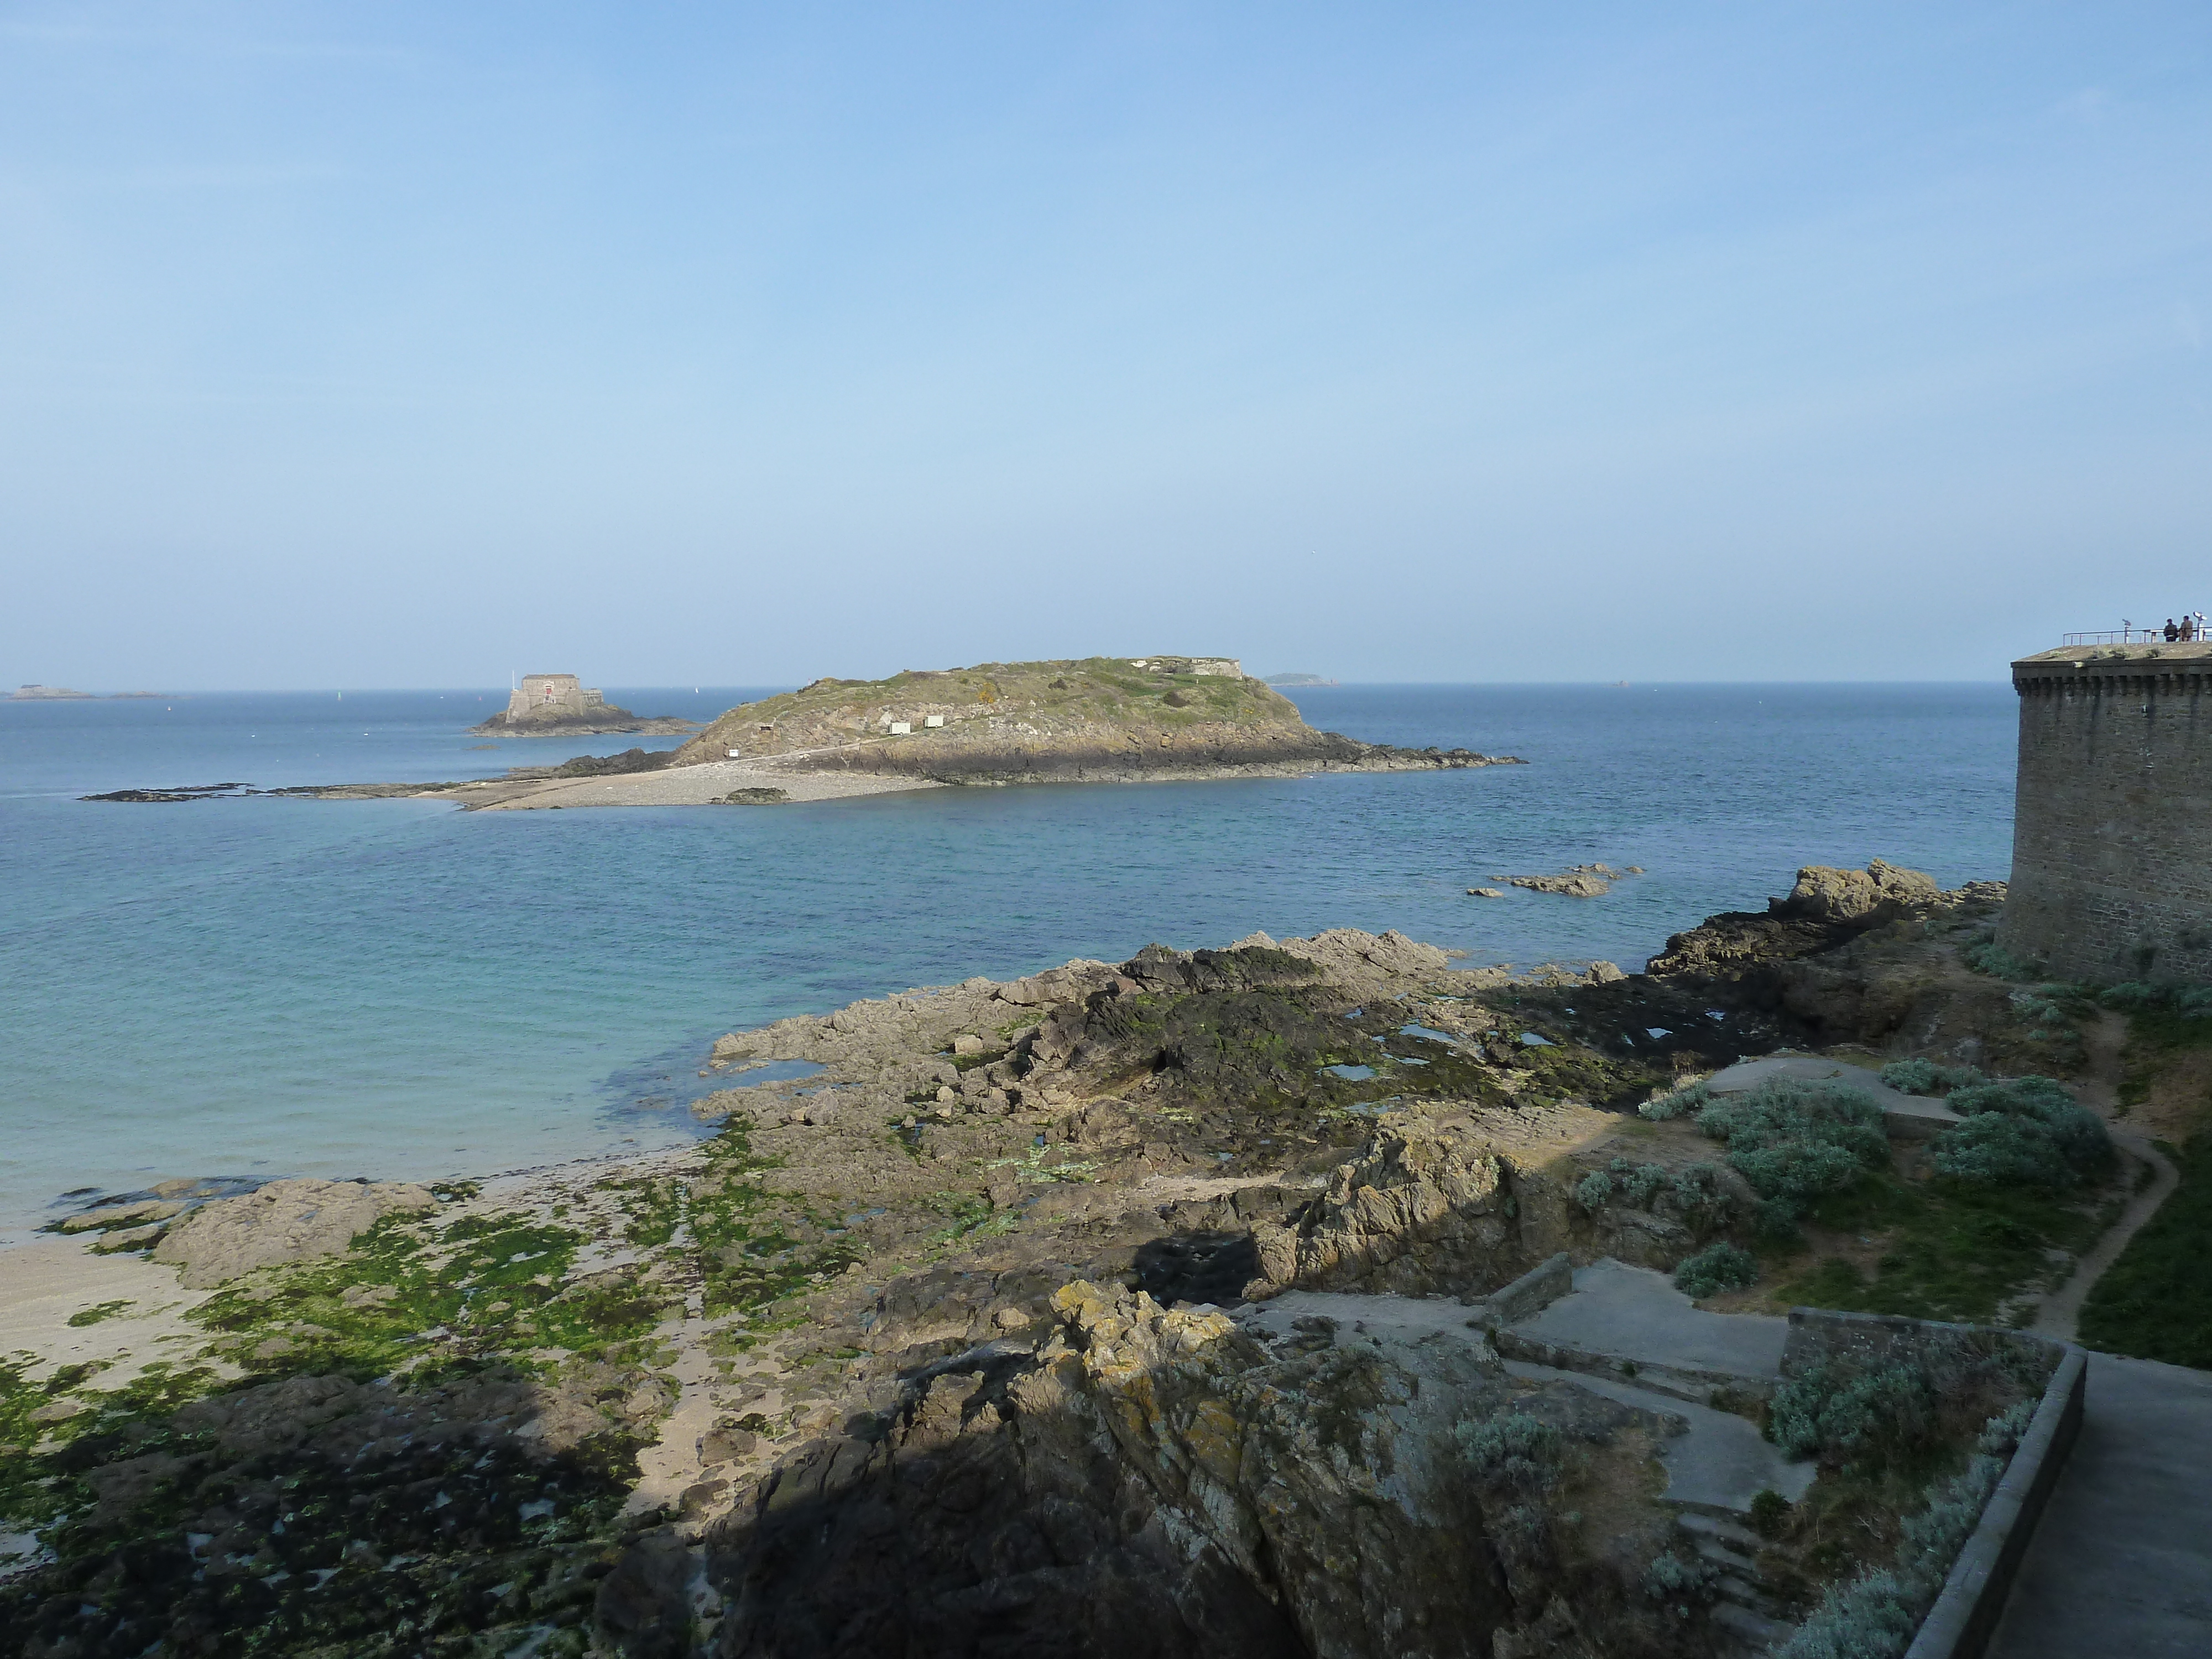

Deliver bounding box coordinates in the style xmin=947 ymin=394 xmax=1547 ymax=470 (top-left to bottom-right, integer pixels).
xmin=0 ymin=683 xmax=2016 ymax=1239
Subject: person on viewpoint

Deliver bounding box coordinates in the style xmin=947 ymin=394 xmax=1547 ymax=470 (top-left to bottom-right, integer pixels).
xmin=2165 ymin=619 xmax=2180 ymax=641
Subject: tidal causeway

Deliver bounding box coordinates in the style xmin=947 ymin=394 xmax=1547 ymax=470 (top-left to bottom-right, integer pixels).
xmin=79 ymin=658 xmax=1523 ymax=812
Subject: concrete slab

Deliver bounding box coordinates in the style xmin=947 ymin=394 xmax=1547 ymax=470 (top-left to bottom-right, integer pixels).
xmin=1986 ymin=1352 xmax=2212 ymax=1659
xmin=1507 ymin=1260 xmax=1789 ymax=1379
xmin=1703 ymin=1052 xmax=1961 ymax=1139
xmin=1504 ymin=1359 xmax=1816 ymax=1513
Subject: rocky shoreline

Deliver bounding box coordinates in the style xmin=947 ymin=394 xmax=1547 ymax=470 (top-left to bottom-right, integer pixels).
xmin=1 ymin=867 xmax=2175 ymax=1658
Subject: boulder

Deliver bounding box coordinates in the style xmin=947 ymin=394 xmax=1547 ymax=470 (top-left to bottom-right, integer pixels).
xmin=151 ymin=1177 xmax=436 ymax=1288
xmin=1772 ymin=859 xmax=1940 ymax=925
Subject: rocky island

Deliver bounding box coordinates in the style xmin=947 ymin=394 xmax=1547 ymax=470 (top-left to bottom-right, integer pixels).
xmin=95 ymin=657 xmax=1523 ymax=811
xmin=6 ymin=862 xmax=2201 ymax=1658
xmin=469 ymin=674 xmax=700 ymax=739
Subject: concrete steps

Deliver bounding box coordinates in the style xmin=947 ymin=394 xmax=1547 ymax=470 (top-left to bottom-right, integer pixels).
xmin=1676 ymin=1511 xmax=1799 ymax=1652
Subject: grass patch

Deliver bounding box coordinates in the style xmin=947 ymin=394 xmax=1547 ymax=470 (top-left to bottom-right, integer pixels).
xmin=1774 ymin=1170 xmax=2111 ymax=1324
xmin=64 ymin=1300 xmax=133 ymax=1328
xmin=2079 ymin=1136 xmax=2212 ymax=1369
xmin=186 ymin=1207 xmax=670 ymax=1383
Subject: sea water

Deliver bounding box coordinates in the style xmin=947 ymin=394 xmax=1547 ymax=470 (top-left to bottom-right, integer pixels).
xmin=0 ymin=682 xmax=2015 ymax=1238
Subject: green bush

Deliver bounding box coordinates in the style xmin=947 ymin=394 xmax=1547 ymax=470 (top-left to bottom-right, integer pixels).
xmin=1749 ymin=1488 xmax=1792 ymax=1538
xmin=1879 ymin=1058 xmax=1986 ymax=1096
xmin=1778 ymin=1444 xmax=2012 ymax=1659
xmin=1455 ymin=1410 xmax=1563 ymax=1494
xmin=1640 ymin=1550 xmax=1718 ymax=1616
xmin=1694 ymin=1079 xmax=1890 ymax=1218
xmin=1639 ymin=1081 xmax=1712 ymax=1120
xmin=1667 ymin=1161 xmax=1738 ymax=1236
xmin=1768 ymin=1360 xmax=1937 ymax=1469
xmin=1673 ymin=1241 xmax=1757 ymax=1297
xmin=1964 ymin=938 xmax=2042 ymax=980
xmin=1934 ymin=1075 xmax=2111 ymax=1188
xmin=1578 ymin=1157 xmax=1740 ymax=1239
xmin=1932 ymin=1114 xmax=2080 ymax=1188
xmin=2099 ymin=980 xmax=2212 ymax=1018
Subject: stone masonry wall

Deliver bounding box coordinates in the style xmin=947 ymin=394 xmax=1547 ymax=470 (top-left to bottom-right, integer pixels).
xmin=1999 ymin=650 xmax=2212 ymax=983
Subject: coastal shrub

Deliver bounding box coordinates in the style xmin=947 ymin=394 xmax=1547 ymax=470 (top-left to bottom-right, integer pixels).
xmin=1607 ymin=1157 xmax=1667 ymax=1208
xmin=1640 ymin=1550 xmax=1718 ymax=1616
xmin=1639 ymin=1081 xmax=1712 ymax=1120
xmin=1777 ymin=1439 xmax=2015 ymax=1659
xmin=1932 ymin=1114 xmax=2081 ymax=1188
xmin=2099 ymin=980 xmax=2212 ymax=1018
xmin=1768 ymin=1360 xmax=1937 ymax=1469
xmin=1749 ymin=1488 xmax=1792 ymax=1538
xmin=1455 ymin=1410 xmax=1563 ymax=1495
xmin=1577 ymin=1159 xmax=1739 ymax=1237
xmin=2007 ymin=985 xmax=2084 ymax=1032
xmin=1964 ymin=938 xmax=2042 ymax=980
xmin=1694 ymin=1079 xmax=1890 ymax=1218
xmin=1768 ymin=1335 xmax=2047 ymax=1474
xmin=1934 ymin=1075 xmax=2111 ymax=1188
xmin=1673 ymin=1241 xmax=1757 ymax=1298
xmin=1879 ymin=1058 xmax=1987 ymax=1097
xmin=1667 ymin=1161 xmax=1738 ymax=1236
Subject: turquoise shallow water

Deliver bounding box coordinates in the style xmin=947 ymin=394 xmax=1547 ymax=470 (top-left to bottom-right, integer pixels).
xmin=0 ymin=683 xmax=2016 ymax=1238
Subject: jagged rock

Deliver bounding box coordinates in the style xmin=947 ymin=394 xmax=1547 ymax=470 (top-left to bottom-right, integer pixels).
xmin=1265 ymin=1121 xmax=1522 ymax=1298
xmin=1772 ymin=859 xmax=1940 ymax=925
xmin=151 ymin=1177 xmax=437 ymax=1288
xmin=1509 ymin=864 xmax=1620 ymax=898
xmin=706 ymin=1282 xmax=1514 ymax=1658
xmin=597 ymin=1529 xmax=697 ymax=1659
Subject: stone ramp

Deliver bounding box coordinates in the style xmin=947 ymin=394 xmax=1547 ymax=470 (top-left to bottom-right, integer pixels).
xmin=1501 ymin=1360 xmax=1813 ymax=1515
xmin=1506 ymin=1258 xmax=1790 ymax=1380
xmin=1986 ymin=1352 xmax=2212 ymax=1659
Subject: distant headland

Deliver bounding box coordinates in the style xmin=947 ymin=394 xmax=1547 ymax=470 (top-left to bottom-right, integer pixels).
xmin=13 ymin=685 xmax=171 ymax=700
xmin=86 ymin=655 xmax=1522 ymax=811
xmin=1262 ymin=671 xmax=1338 ymax=686
xmin=466 ymin=672 xmax=698 ymax=738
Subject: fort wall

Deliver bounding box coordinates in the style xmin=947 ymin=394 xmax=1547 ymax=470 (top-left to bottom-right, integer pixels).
xmin=1999 ymin=643 xmax=2212 ymax=983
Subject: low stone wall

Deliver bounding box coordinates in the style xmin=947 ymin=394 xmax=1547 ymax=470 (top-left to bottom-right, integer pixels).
xmin=1903 ymin=1345 xmax=2088 ymax=1659
xmin=1780 ymin=1307 xmax=2063 ymax=1382
xmin=1475 ymin=1251 xmax=1571 ymax=1326
xmin=1489 ymin=1328 xmax=1776 ymax=1409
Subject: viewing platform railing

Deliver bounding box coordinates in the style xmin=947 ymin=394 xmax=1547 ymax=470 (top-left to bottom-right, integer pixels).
xmin=2063 ymin=626 xmax=2204 ymax=645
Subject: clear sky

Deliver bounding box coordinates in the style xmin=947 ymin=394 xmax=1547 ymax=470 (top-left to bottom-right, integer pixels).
xmin=3 ymin=3 xmax=2206 ymax=689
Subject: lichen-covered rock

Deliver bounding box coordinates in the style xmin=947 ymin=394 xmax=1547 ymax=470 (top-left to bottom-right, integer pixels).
xmin=1775 ymin=859 xmax=1941 ymax=925
xmin=151 ymin=1177 xmax=436 ymax=1287
xmin=1268 ymin=1120 xmax=1523 ymax=1298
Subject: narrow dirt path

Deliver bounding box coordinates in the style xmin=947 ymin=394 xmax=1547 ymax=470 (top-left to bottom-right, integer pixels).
xmin=2029 ymin=1011 xmax=2179 ymax=1340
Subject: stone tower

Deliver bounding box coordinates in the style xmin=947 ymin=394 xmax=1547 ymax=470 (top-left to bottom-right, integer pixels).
xmin=1999 ymin=638 xmax=2212 ymax=983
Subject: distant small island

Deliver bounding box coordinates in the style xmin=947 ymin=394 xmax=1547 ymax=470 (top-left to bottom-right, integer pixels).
xmin=1262 ymin=672 xmax=1338 ymax=686
xmin=12 ymin=685 xmax=174 ymax=700
xmin=466 ymin=673 xmax=698 ymax=738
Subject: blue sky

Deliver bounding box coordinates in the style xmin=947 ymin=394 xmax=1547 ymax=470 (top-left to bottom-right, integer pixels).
xmin=3 ymin=3 xmax=2206 ymax=687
